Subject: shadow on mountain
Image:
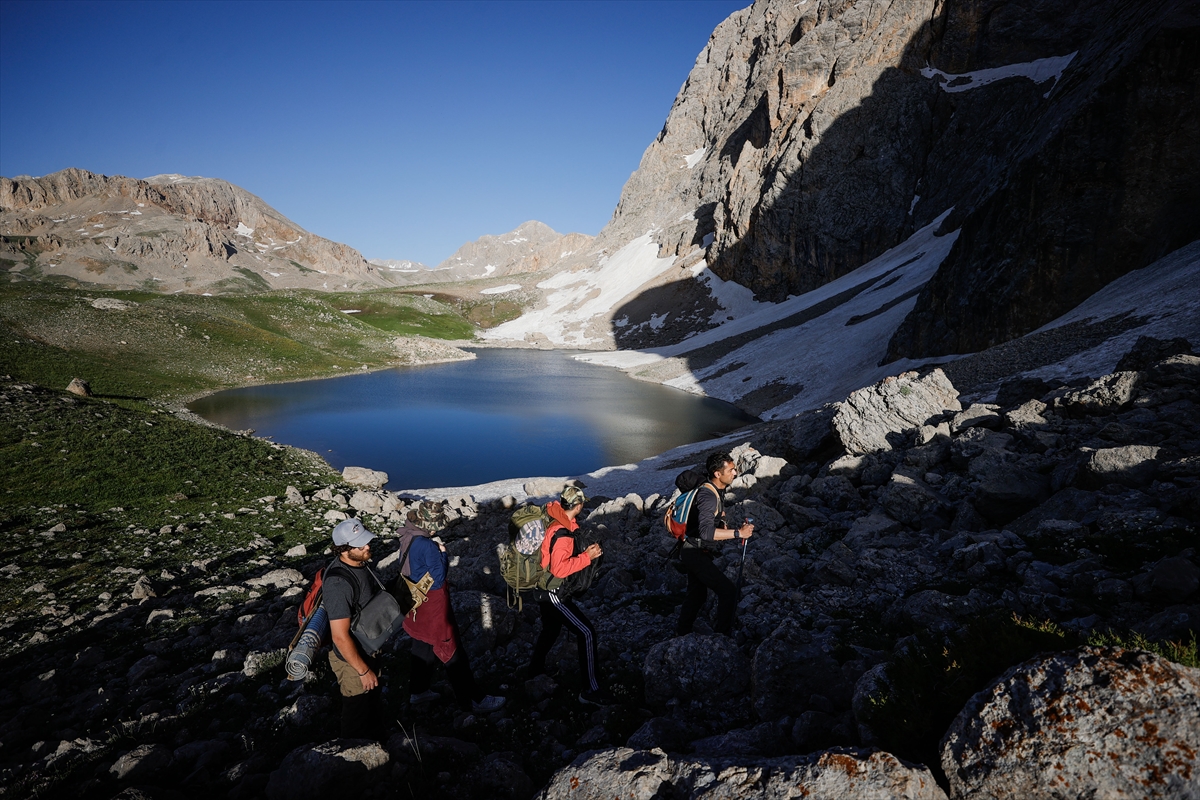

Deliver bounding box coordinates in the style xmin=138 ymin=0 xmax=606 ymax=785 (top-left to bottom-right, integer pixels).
xmin=608 ymin=0 xmax=1200 ymax=416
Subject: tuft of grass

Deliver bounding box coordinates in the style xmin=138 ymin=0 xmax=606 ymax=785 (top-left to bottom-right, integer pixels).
xmin=1086 ymin=628 xmax=1199 ymax=669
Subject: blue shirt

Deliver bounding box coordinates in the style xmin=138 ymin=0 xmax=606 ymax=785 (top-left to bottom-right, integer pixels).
xmin=406 ymin=535 xmax=447 ymax=590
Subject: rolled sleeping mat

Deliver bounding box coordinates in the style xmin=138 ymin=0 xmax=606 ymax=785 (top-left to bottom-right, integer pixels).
xmin=285 ymin=605 xmax=329 ymax=681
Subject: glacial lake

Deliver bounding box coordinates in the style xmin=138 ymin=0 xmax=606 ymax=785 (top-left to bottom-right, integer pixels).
xmin=188 ymin=348 xmax=759 ymax=491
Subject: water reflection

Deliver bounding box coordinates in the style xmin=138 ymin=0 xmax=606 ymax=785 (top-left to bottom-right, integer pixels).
xmin=189 ymin=348 xmax=758 ymax=490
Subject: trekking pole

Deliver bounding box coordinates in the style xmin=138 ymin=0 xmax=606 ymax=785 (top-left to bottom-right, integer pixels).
xmin=734 ymin=516 xmax=752 ymax=594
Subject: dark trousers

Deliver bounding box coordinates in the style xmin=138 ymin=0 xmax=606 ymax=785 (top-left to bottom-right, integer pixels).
xmin=410 ymin=641 xmax=482 ymax=708
xmin=408 ymin=599 xmax=484 ymax=709
xmin=530 ymin=593 xmax=600 ymax=692
xmin=341 ymin=689 xmax=384 ymax=739
xmin=677 ymin=547 xmax=738 ymax=635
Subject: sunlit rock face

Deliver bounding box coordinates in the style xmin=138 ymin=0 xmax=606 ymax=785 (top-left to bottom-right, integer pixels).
xmin=0 ymin=168 xmax=389 ymax=293
xmin=572 ymin=0 xmax=1199 ymax=354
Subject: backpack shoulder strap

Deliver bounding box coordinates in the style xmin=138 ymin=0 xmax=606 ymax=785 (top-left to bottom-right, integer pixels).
xmin=701 ymin=482 xmax=722 ymax=513
xmin=324 ymin=560 xmax=362 ymax=615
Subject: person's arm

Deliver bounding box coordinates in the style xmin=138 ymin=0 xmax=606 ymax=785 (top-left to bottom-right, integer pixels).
xmin=330 ymin=617 xmax=378 ymax=691
xmin=547 ymin=533 xmax=600 ymax=578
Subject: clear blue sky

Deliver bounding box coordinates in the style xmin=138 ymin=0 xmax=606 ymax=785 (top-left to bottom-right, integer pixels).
xmin=0 ymin=0 xmax=747 ymax=265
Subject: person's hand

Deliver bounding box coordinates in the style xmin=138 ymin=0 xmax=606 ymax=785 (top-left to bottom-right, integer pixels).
xmin=359 ymin=667 xmax=378 ymax=691
xmin=739 ymin=523 xmax=755 ymax=539
xmin=585 ymin=543 xmax=603 ymax=560
xmin=437 ymin=541 xmax=447 ymax=552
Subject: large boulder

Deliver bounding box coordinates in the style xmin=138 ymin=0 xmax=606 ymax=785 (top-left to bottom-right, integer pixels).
xmin=1082 ymin=445 xmax=1161 ymax=488
xmin=643 ymin=634 xmax=750 ymax=719
xmin=341 ymin=467 xmax=388 ymax=489
xmin=834 ymin=370 xmax=961 ymax=455
xmin=752 ymin=625 xmax=847 ymax=720
xmin=265 ymin=740 xmax=389 ymax=800
xmin=941 ymin=647 xmax=1200 ymax=799
xmin=534 ymin=747 xmax=947 ymax=800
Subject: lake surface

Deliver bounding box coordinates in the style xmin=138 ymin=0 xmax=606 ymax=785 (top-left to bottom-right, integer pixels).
xmin=188 ymin=348 xmax=759 ymax=491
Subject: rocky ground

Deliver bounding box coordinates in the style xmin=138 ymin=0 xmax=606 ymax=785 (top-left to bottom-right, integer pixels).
xmin=1 ymin=337 xmax=1198 ymax=799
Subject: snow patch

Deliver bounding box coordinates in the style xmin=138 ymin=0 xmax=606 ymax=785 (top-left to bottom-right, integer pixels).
xmin=480 ymin=284 xmax=521 ymax=295
xmin=684 ymin=146 xmax=707 ymax=169
xmin=922 ymin=52 xmax=1077 ymax=95
xmin=235 ymin=222 xmax=255 ymax=237
xmin=341 ymin=309 xmax=361 ymax=314
xmin=483 ymin=233 xmax=677 ymax=347
xmin=483 ymin=265 xmax=497 ymax=276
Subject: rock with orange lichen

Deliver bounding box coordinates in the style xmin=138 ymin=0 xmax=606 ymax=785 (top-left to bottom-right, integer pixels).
xmin=941 ymin=646 xmax=1200 ymax=799
xmin=534 ymin=746 xmax=947 ymax=800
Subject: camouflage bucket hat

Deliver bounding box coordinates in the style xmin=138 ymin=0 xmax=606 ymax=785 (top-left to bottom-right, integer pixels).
xmin=560 ymin=485 xmax=587 ymax=508
xmin=415 ymin=500 xmax=447 ymax=532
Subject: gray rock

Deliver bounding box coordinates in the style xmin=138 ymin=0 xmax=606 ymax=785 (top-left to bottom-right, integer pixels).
xmin=126 ymin=654 xmax=167 ymax=683
xmin=644 ymin=634 xmax=750 ymax=715
xmin=1004 ymin=400 xmax=1049 ymax=430
xmin=880 ymin=471 xmax=946 ymax=528
xmin=130 ymin=574 xmax=155 ymax=600
xmin=109 ymin=743 xmax=172 ymax=780
xmin=341 ymin=467 xmax=388 ymax=489
xmin=781 ymin=404 xmax=838 ymax=462
xmin=1082 ymin=445 xmax=1161 ymax=488
xmin=752 ymin=625 xmax=845 ymax=721
xmin=66 ymin=377 xmax=91 ymax=397
xmin=276 ymin=694 xmax=332 ymax=727
xmin=626 ymin=717 xmax=702 ymax=752
xmin=265 ymin=740 xmax=390 ymax=800
xmin=535 ymin=747 xmax=947 ymax=800
xmin=245 ymin=568 xmax=304 ymax=589
xmin=171 ymin=739 xmax=230 ymax=772
xmin=972 ymin=465 xmax=1050 ymax=524
xmin=349 ymin=490 xmax=383 ymax=514
xmin=950 ymin=404 xmax=1003 ymax=434
xmin=941 ymin=647 xmax=1200 ymax=800
xmin=1135 ymin=557 xmax=1200 ymax=603
xmin=1054 ymin=371 xmax=1140 ymax=416
xmin=834 ymin=370 xmax=961 ymax=455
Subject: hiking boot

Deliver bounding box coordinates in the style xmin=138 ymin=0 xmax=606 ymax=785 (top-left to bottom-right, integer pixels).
xmin=409 ymin=690 xmax=441 ymax=705
xmin=579 ymin=687 xmax=617 ymax=706
xmin=472 ymin=695 xmax=506 ymax=713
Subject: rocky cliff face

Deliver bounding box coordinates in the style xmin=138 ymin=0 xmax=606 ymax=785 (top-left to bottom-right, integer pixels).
xmin=490 ymin=0 xmax=1199 ymax=364
xmin=0 ymin=169 xmax=394 ymax=293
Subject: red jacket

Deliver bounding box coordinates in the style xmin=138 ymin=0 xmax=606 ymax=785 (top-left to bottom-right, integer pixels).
xmin=539 ymin=500 xmax=592 ymax=579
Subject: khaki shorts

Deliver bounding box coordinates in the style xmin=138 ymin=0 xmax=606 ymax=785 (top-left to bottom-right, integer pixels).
xmin=328 ymin=649 xmax=375 ymax=697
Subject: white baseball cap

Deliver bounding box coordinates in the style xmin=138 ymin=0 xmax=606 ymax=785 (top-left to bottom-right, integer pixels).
xmin=331 ymin=518 xmax=375 ymax=548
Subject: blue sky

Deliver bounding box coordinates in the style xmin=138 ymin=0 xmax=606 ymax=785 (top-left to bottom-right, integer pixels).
xmin=0 ymin=0 xmax=747 ymax=265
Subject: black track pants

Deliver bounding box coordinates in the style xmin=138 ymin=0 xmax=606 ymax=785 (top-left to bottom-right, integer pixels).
xmin=530 ymin=593 xmax=600 ymax=692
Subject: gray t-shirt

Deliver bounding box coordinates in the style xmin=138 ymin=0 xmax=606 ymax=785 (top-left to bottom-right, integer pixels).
xmin=323 ymin=560 xmax=378 ymax=658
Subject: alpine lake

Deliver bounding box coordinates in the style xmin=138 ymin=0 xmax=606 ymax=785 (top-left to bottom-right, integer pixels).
xmin=188 ymin=347 xmax=758 ymax=491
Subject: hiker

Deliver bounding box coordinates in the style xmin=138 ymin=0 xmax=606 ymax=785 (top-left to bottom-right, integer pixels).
xmin=527 ymin=485 xmax=614 ymax=705
xmin=676 ymin=451 xmax=754 ymax=636
xmin=323 ymin=517 xmax=387 ymax=739
xmin=398 ymin=500 xmax=506 ymax=713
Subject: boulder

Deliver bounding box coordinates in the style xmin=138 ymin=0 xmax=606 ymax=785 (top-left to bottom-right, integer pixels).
xmin=349 ymin=490 xmax=384 ymax=514
xmin=950 ymin=404 xmax=1003 ymax=434
xmin=880 ymin=470 xmax=946 ymax=528
xmin=833 ymin=370 xmax=960 ymax=455
xmin=284 ymin=485 xmax=305 ymax=505
xmin=752 ymin=625 xmax=846 ymax=720
xmin=265 ymin=740 xmax=390 ymax=800
xmin=941 ymin=647 xmax=1200 ymax=800
xmin=1053 ymin=372 xmax=1139 ymax=415
xmin=341 ymin=467 xmax=388 ymax=489
xmin=109 ymin=743 xmax=172 ymax=781
xmin=781 ymin=403 xmax=839 ymax=462
xmin=1082 ymin=445 xmax=1161 ymax=488
xmin=535 ymin=747 xmax=947 ymax=800
xmin=245 ymin=568 xmax=304 ymax=589
xmin=972 ymin=464 xmax=1050 ymax=524
xmin=643 ymin=634 xmax=750 ymax=716
xmin=66 ymin=377 xmax=91 ymax=397
xmin=1134 ymin=556 xmax=1200 ymax=603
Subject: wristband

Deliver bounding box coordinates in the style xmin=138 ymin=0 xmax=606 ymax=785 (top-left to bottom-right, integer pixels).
xmin=358 ymin=668 xmax=369 ymax=677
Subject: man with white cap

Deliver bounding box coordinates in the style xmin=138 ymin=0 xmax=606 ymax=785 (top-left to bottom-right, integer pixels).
xmin=324 ymin=517 xmax=385 ymax=738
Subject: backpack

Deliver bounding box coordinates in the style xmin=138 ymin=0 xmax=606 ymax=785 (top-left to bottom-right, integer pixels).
xmin=294 ymin=557 xmax=339 ymax=635
xmin=509 ymin=503 xmax=552 ymax=555
xmin=500 ymin=505 xmax=570 ymax=609
xmin=663 ymin=469 xmax=721 ymax=540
